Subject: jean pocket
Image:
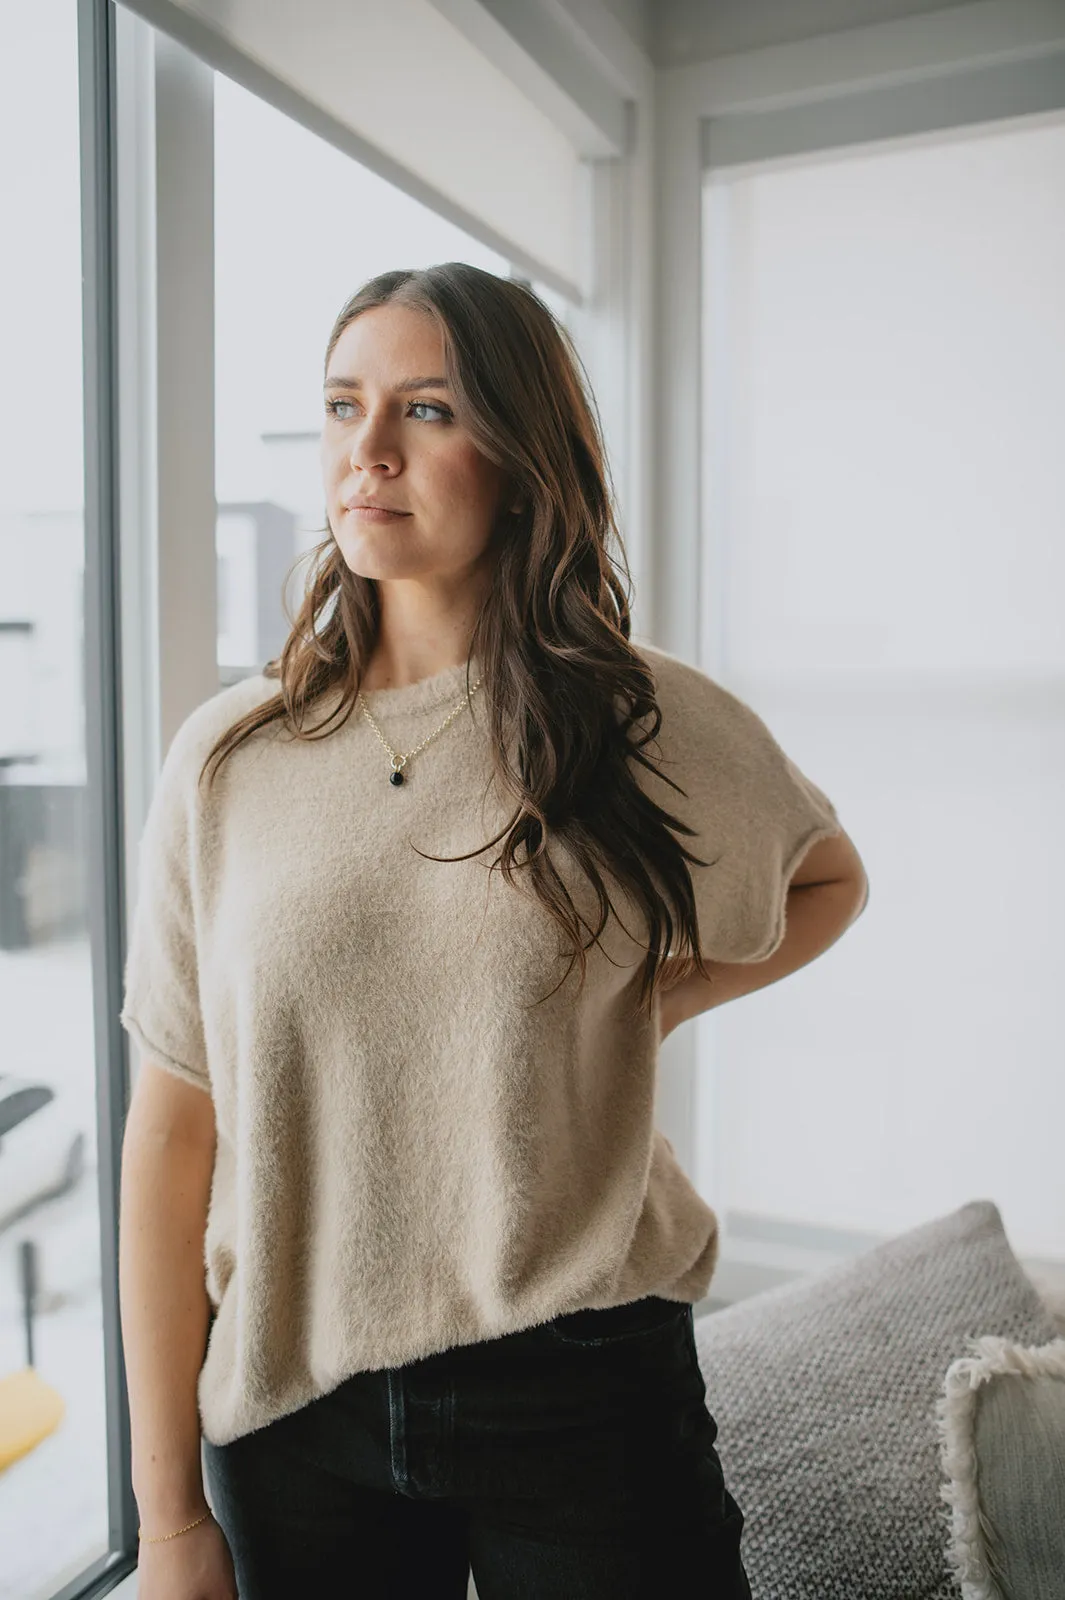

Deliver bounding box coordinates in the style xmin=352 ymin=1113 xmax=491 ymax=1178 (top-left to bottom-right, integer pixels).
xmin=541 ymin=1294 xmax=691 ymax=1348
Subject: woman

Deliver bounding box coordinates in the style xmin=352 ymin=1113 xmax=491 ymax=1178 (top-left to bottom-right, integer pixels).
xmin=119 ymin=262 xmax=868 ymax=1599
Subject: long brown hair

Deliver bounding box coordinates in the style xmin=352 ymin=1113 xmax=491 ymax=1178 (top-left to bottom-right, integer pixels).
xmin=198 ymin=263 xmax=717 ymax=1013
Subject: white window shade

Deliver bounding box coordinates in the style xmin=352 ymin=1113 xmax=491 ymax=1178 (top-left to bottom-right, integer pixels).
xmin=122 ymin=0 xmax=588 ymax=295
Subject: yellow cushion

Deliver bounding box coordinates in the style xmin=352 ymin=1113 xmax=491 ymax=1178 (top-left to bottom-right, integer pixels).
xmin=0 ymin=1368 xmax=66 ymax=1471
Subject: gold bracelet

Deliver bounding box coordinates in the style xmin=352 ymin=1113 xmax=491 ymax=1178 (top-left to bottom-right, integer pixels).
xmin=138 ymin=1509 xmax=210 ymax=1543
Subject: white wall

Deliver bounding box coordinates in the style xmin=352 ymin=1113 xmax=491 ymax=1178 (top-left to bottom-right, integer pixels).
xmin=700 ymin=112 xmax=1065 ymax=1262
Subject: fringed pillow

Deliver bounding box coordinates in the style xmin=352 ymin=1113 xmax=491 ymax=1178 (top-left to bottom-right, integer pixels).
xmin=937 ymin=1333 xmax=1065 ymax=1599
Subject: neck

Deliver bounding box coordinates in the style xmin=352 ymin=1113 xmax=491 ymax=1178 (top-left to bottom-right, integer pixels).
xmin=364 ymin=559 xmax=493 ymax=691
xmin=360 ymin=644 xmax=474 ymax=694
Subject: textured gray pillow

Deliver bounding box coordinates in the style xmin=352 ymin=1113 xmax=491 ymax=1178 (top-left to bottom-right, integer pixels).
xmin=691 ymin=1200 xmax=1061 ymax=1600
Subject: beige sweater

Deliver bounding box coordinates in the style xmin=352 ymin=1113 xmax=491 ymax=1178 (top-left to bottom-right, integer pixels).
xmin=120 ymin=639 xmax=841 ymax=1445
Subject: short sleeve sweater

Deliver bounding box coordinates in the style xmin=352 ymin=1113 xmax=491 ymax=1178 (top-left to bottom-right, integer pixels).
xmin=119 ymin=639 xmax=842 ymax=1446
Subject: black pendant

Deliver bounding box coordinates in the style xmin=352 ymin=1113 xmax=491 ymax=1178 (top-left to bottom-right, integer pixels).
xmin=389 ymin=770 xmax=404 ymax=785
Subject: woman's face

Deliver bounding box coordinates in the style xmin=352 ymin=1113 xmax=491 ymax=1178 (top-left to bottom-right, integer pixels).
xmin=321 ymin=302 xmax=512 ymax=585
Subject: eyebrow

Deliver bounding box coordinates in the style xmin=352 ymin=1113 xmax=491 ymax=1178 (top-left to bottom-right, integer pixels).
xmin=323 ymin=375 xmax=449 ymax=392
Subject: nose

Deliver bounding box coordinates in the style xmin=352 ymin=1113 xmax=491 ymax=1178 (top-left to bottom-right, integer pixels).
xmin=347 ymin=408 xmax=402 ymax=476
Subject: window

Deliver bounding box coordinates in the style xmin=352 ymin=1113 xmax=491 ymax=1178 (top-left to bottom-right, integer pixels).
xmin=0 ymin=10 xmax=615 ymax=1594
xmin=213 ymin=72 xmax=511 ymax=684
xmin=700 ymin=114 xmax=1065 ymax=1257
xmin=0 ymin=3 xmax=115 ymax=1594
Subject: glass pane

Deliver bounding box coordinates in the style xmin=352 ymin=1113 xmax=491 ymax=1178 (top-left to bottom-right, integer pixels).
xmin=0 ymin=3 xmax=112 ymax=1596
xmin=214 ymin=72 xmax=511 ymax=685
xmin=700 ymin=116 xmax=1065 ymax=1261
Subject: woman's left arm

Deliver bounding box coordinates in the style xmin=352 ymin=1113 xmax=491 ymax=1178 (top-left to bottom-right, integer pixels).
xmin=658 ymin=830 xmax=869 ymax=1040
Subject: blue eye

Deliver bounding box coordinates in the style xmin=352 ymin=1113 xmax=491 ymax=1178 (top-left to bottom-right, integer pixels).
xmin=324 ymin=398 xmax=452 ymax=422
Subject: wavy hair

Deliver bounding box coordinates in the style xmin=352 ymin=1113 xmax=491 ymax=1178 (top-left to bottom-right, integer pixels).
xmin=198 ymin=262 xmax=717 ymax=1013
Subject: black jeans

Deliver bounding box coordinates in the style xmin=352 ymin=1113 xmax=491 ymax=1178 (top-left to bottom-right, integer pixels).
xmin=201 ymin=1295 xmax=752 ymax=1599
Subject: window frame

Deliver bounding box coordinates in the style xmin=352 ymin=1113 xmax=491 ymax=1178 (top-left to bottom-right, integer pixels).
xmin=67 ymin=0 xmax=140 ymax=1596
xmin=650 ymin=3 xmax=1065 ymax=1274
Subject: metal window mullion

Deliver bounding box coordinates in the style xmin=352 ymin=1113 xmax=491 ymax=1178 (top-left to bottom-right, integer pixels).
xmin=76 ymin=0 xmax=139 ymax=1588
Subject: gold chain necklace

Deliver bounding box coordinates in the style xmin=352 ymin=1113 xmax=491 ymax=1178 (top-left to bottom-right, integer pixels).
xmin=357 ymin=677 xmax=483 ymax=786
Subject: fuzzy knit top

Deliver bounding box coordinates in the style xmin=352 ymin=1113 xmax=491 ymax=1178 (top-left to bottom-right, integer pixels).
xmin=119 ymin=638 xmax=842 ymax=1446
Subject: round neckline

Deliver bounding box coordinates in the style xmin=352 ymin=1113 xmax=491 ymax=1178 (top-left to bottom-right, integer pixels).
xmin=355 ymin=655 xmax=483 ymax=715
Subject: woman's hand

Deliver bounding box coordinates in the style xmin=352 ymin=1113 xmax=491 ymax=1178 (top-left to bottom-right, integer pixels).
xmin=135 ymin=1511 xmax=238 ymax=1600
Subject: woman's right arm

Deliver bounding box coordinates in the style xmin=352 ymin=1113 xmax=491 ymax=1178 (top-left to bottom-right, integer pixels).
xmin=118 ymin=1057 xmax=235 ymax=1591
